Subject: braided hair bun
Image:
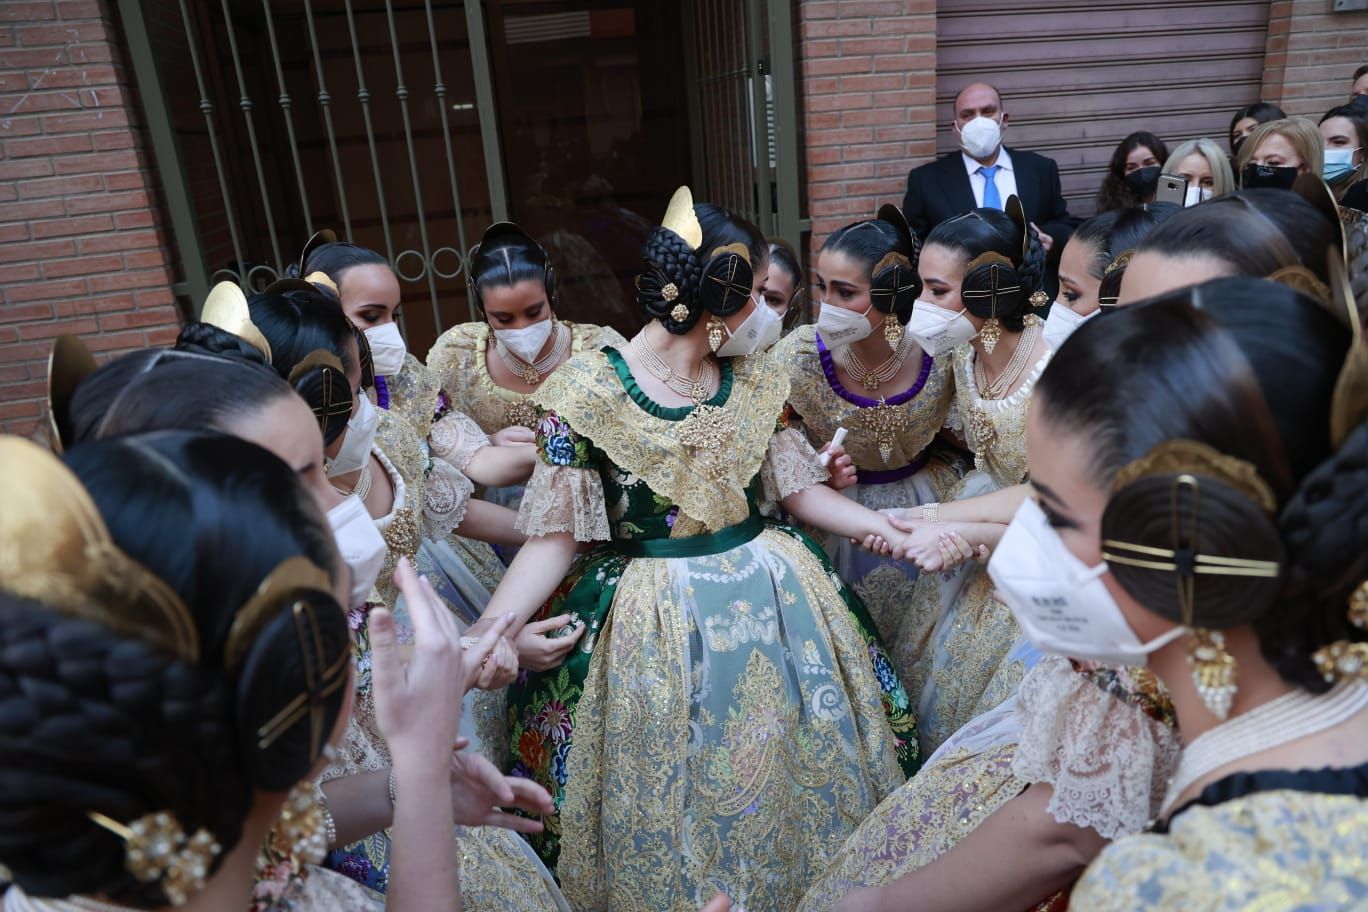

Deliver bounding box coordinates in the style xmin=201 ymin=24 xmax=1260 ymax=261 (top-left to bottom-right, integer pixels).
xmin=638 ymin=225 xmax=705 ymax=332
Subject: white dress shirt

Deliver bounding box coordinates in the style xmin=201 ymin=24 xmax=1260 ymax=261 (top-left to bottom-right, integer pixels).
xmin=961 ymin=147 xmax=1018 ymax=210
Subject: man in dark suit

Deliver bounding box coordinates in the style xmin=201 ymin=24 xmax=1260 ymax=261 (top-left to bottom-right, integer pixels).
xmin=902 ymin=83 xmax=1075 ymax=289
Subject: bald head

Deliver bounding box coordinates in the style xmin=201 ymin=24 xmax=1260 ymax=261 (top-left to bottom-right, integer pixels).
xmin=953 ymin=83 xmax=1004 ymax=126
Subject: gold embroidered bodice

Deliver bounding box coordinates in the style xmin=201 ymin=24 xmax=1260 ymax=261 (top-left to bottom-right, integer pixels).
xmin=948 ymin=342 xmax=1050 ymax=489
xmin=778 ymin=325 xmax=954 ymax=471
xmin=426 ymin=320 xmax=627 ymax=433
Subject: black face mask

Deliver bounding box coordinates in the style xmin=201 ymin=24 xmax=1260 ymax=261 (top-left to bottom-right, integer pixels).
xmin=1241 ymin=163 xmax=1300 ymax=190
xmin=1122 ymin=165 xmax=1161 ymax=198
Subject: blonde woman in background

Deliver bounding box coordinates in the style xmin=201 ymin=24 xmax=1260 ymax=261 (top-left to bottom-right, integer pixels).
xmin=1236 ymin=117 xmax=1325 ymax=190
xmin=1161 ymin=138 xmax=1236 ymax=205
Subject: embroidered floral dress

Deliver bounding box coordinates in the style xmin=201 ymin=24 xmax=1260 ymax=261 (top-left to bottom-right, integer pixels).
xmin=505 ymin=347 xmax=918 ymax=911
xmin=798 ymin=656 xmax=1180 ymax=912
xmin=777 ymin=325 xmax=964 ymax=645
xmin=892 ymin=338 xmax=1051 ymax=755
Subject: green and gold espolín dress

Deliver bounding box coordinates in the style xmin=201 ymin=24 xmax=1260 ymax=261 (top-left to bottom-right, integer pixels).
xmin=506 ymin=346 xmax=917 ymax=911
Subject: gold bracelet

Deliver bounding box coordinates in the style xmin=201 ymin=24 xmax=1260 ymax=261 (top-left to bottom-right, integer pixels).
xmin=921 ymin=502 xmax=940 ymax=523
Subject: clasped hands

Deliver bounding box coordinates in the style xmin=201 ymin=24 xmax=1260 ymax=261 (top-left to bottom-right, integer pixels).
xmin=858 ymin=509 xmax=992 ymax=573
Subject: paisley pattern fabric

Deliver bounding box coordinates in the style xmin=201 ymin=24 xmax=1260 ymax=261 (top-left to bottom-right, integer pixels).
xmin=798 ymin=656 xmax=1179 ymax=912
xmin=1073 ymin=790 xmax=1368 ymax=910
xmin=505 ymin=348 xmax=917 ymax=911
xmin=778 ymin=325 xmax=965 ymax=643
xmin=893 ymin=342 xmax=1051 ymax=755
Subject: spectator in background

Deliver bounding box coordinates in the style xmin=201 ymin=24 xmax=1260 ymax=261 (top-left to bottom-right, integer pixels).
xmin=1095 ymin=131 xmax=1168 ymax=212
xmin=901 ymin=82 xmax=1074 ymax=292
xmin=1319 ymin=105 xmax=1368 ymax=204
xmin=763 ymin=238 xmax=805 ymax=327
xmin=1352 ymin=64 xmax=1368 ymax=98
xmin=1162 ymin=138 xmax=1237 ymax=205
xmin=1229 ymin=102 xmax=1287 ymax=158
xmin=1237 ymin=117 xmax=1324 ymax=190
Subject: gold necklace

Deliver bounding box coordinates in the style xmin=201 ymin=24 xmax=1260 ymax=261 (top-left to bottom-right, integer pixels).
xmin=838 ymin=333 xmax=913 ymax=391
xmin=495 ymin=321 xmax=570 ymax=385
xmin=974 ymin=322 xmax=1040 ymax=400
xmin=630 ymin=332 xmax=717 ymax=403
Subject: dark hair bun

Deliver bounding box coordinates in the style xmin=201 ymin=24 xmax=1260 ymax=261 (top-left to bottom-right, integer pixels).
xmin=638 ymin=226 xmax=704 ymax=334
xmin=1266 ymin=420 xmax=1368 ymax=692
xmin=1102 ymin=474 xmax=1285 ymax=629
xmin=0 ymin=595 xmax=244 ymax=906
xmin=697 ymin=251 xmax=754 ymax=318
xmin=175 ymin=321 xmax=270 ymax=366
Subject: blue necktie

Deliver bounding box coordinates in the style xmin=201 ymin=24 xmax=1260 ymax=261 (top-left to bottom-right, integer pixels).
xmin=978 ymin=164 xmax=1002 ymax=210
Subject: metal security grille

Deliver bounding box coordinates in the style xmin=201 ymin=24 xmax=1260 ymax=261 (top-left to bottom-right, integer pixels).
xmin=935 ymin=0 xmax=1271 ymax=217
xmin=120 ymin=0 xmax=505 ymax=344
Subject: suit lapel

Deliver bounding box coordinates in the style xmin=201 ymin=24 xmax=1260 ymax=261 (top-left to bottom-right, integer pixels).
xmin=939 ymin=154 xmax=976 ymax=219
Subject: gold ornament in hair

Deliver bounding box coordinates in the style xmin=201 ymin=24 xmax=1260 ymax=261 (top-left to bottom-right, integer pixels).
xmin=1006 ymin=196 xmax=1029 ymax=258
xmin=1311 ymin=579 xmax=1368 ymax=683
xmin=873 ymin=252 xmax=913 ymax=275
xmin=1109 ymin=438 xmax=1277 ymax=513
xmin=0 ymin=436 xmax=200 ymax=663
xmin=287 ymin=349 xmax=353 ymax=433
xmin=1267 ymin=264 xmax=1332 ymax=308
xmin=46 ymin=334 xmax=97 ymax=454
xmin=255 ymin=599 xmax=351 ymax=757
xmin=88 ymin=810 xmax=221 ymax=906
xmin=659 ymin=185 xmax=704 ymax=251
xmin=1328 ymin=253 xmax=1366 ymax=448
xmin=297 ymin=229 xmax=338 ymax=276
xmin=201 ymin=282 xmax=274 ymax=362
xmin=1103 ymin=249 xmax=1135 ymax=277
xmin=304 ymin=271 xmax=339 ymax=295
xmin=223 ymin=556 xmax=334 ymax=671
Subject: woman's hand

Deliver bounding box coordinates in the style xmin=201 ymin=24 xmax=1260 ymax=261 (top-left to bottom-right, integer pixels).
xmin=448 ymin=750 xmax=554 ymax=832
xmin=474 ymin=635 xmax=519 ymax=690
xmin=491 ymin=426 xmax=536 ymax=447
xmin=371 ymin=558 xmax=514 ymax=770
xmin=515 ymin=614 xmax=587 ymax=671
xmin=820 ymin=441 xmax=858 ymax=491
xmin=887 ymin=517 xmax=990 ymax=571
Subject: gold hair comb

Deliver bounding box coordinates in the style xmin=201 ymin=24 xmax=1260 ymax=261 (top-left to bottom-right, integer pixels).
xmin=660 ymin=185 xmax=704 ymax=251
xmin=88 ymin=810 xmax=220 ymax=906
xmin=46 ymin=334 xmax=97 ymax=454
xmin=201 ymin=282 xmax=273 ymax=362
xmin=1109 ymin=438 xmax=1276 ymax=513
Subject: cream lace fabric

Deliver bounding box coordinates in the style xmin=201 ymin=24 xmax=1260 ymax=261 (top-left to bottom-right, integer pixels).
xmin=760 ymin=426 xmax=829 ymax=502
xmin=424 ymin=456 xmax=475 ymax=533
xmin=515 ymin=461 xmax=610 ymax=541
xmin=430 ymin=409 xmax=490 ymax=472
xmin=1011 ymin=656 xmax=1182 ymax=839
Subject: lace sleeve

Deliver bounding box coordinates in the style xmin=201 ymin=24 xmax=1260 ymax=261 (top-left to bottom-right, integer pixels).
xmin=1011 ymin=656 xmax=1181 ymax=839
xmin=514 ymin=410 xmax=609 ymax=541
xmin=428 ymin=409 xmax=489 ymax=472
xmin=761 ymin=426 xmax=829 ymax=502
xmin=423 ymin=455 xmax=475 ymax=533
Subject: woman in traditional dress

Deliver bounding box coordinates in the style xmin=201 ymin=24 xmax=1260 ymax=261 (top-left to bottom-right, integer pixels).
xmin=0 ymin=431 xmax=510 ymax=911
xmin=1017 ymin=277 xmax=1367 ymax=908
xmin=880 ymin=198 xmax=1051 ymax=754
xmin=461 ymin=188 xmax=920 ymax=911
xmin=426 ymin=224 xmax=627 ymax=509
xmin=777 ymin=207 xmax=963 ymax=643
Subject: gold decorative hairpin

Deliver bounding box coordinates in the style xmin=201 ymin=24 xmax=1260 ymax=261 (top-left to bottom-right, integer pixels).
xmin=1267 ymin=264 xmax=1332 ymax=307
xmin=88 ymin=810 xmax=221 ymax=906
xmin=1103 ymin=249 xmax=1135 ymax=277
xmin=1109 ymin=438 xmax=1277 ymax=513
xmin=297 ymin=229 xmax=337 ymax=277
xmin=659 ymin=185 xmax=703 ymax=251
xmin=286 ymin=349 xmax=353 ymax=432
xmin=0 ymin=437 xmax=200 ymax=663
xmin=46 ymin=334 xmax=98 ymax=454
xmin=304 ymin=270 xmax=339 ymax=295
xmin=201 ymin=282 xmax=274 ymax=362
xmin=255 ymin=600 xmax=351 ymax=756
xmin=1311 ymin=579 xmax=1368 ymax=683
xmin=223 ymin=556 xmax=333 ymax=671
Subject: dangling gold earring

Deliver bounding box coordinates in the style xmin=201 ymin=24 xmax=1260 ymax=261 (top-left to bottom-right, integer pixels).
xmin=1188 ymin=627 xmax=1237 ymax=719
xmin=266 ymin=783 xmax=332 ymax=866
xmin=883 ymin=313 xmax=904 ymax=347
xmin=979 ymin=317 xmax=1001 ymax=355
xmin=707 ymin=316 xmax=725 ymax=353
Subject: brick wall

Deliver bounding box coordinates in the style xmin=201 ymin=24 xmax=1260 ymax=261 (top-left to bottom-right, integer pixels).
xmin=0 ymin=0 xmax=181 ymax=436
xmin=798 ymin=0 xmax=937 ymax=262
xmin=1261 ymin=0 xmax=1368 ymax=118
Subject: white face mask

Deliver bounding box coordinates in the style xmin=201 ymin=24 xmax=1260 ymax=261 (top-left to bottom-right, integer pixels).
xmin=326 ymin=393 xmax=379 ymax=478
xmin=816 ymin=299 xmax=876 ymax=347
xmin=327 ymin=494 xmax=388 ymax=610
xmin=906 ymin=300 xmax=978 ymax=356
xmin=364 ymin=322 xmax=407 ymax=377
xmin=1183 ymin=185 xmax=1214 ymax=208
xmin=958 ymin=115 xmax=1003 ymax=160
xmin=1041 ymin=302 xmax=1097 ymax=351
xmin=988 ymin=499 xmax=1186 ymax=667
xmin=716 ymin=296 xmax=783 ymax=357
xmin=494 ymin=318 xmax=555 ymax=364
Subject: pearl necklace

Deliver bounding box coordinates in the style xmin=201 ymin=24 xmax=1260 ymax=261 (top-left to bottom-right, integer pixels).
xmin=838 ymin=332 xmax=915 ymax=392
xmin=974 ymin=322 xmax=1040 ymax=400
xmin=495 ymin=320 xmax=571 ymax=385
xmin=1161 ymin=680 xmax=1368 ymax=816
xmin=630 ymin=333 xmax=717 ymax=403
xmin=333 ymin=458 xmax=372 ymax=501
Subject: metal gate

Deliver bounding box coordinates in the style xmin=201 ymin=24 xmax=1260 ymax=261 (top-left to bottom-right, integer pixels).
xmin=119 ymin=0 xmax=804 ymax=348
